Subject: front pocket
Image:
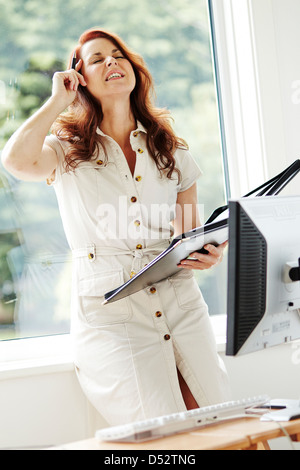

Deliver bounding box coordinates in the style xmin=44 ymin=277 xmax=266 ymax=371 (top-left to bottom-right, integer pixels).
xmin=169 ymin=270 xmax=206 ymax=311
xmin=78 ymin=269 xmax=132 ymax=327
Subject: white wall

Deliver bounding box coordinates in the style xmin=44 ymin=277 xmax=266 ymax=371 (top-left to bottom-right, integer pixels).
xmin=0 ymin=369 xmax=88 ymax=448
xmin=0 ymin=361 xmax=109 ymax=447
xmin=223 ymin=343 xmax=300 ymax=400
xmin=0 ymin=337 xmax=108 ymax=449
xmin=271 ymin=0 xmax=300 ymax=167
xmin=251 ymin=0 xmax=300 ymax=192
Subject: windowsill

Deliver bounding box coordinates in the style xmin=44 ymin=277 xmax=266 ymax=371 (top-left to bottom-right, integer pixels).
xmin=0 ymin=315 xmax=227 ymax=380
xmin=0 ymin=334 xmax=74 ymax=380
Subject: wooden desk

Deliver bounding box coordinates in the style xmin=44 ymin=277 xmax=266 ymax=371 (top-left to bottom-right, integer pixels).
xmin=53 ymin=416 xmax=300 ymax=451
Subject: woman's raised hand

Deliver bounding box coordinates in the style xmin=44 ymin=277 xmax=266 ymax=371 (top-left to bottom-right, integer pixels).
xmin=51 ymin=59 xmax=87 ymax=109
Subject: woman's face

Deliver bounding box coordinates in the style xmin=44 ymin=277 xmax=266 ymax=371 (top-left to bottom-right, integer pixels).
xmin=79 ymin=37 xmax=136 ymax=103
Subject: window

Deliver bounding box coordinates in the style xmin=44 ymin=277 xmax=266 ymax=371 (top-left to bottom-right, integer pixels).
xmin=0 ymin=0 xmax=228 ymax=340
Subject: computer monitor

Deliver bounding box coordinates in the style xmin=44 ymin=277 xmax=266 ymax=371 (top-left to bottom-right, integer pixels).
xmin=226 ymin=195 xmax=300 ymax=356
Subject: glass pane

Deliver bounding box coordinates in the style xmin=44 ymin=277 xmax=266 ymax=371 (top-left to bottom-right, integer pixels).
xmin=0 ymin=0 xmax=227 ymax=340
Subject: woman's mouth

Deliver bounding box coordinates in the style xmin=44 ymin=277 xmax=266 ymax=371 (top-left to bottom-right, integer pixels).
xmin=106 ymin=72 xmax=125 ymax=81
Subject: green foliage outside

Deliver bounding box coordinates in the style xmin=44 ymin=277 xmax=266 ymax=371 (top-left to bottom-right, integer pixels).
xmin=0 ymin=0 xmax=227 ymax=339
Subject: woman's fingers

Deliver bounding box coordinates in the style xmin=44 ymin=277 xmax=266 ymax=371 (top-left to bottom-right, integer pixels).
xmin=52 ymin=67 xmax=87 ymax=107
xmin=178 ymin=241 xmax=228 ymax=270
xmin=63 ymin=69 xmax=86 ymax=91
xmin=75 ymin=59 xmax=87 ymax=86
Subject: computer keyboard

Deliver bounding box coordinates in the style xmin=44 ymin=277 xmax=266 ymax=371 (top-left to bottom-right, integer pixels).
xmin=95 ymin=395 xmax=269 ymax=442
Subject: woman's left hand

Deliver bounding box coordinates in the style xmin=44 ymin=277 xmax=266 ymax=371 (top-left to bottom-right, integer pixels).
xmin=178 ymin=241 xmax=228 ymax=271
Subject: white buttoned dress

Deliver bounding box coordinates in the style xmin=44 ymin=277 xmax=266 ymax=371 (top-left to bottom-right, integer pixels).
xmin=46 ymin=122 xmax=231 ymax=426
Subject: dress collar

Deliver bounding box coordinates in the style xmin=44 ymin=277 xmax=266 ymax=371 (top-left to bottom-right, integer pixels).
xmin=96 ymin=121 xmax=147 ymax=137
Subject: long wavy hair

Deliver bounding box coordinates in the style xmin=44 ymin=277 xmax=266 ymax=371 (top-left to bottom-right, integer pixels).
xmin=51 ymin=28 xmax=187 ymax=180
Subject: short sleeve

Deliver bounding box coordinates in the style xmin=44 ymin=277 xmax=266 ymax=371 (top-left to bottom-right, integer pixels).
xmin=174 ymin=148 xmax=203 ymax=192
xmin=44 ymin=134 xmax=67 ymax=185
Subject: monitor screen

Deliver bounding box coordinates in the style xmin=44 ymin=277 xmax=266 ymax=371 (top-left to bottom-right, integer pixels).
xmin=226 ymin=195 xmax=300 ymax=356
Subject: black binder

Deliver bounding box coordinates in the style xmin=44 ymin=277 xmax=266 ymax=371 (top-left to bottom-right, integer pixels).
xmin=104 ymin=160 xmax=300 ymax=304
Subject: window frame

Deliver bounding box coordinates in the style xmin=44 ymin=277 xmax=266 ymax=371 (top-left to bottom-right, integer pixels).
xmin=210 ymin=0 xmax=290 ymax=194
xmin=209 ymin=0 xmax=268 ymax=199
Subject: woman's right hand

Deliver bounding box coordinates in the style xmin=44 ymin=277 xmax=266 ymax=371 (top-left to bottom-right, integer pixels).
xmin=51 ymin=59 xmax=87 ymax=109
xmin=2 ymin=60 xmax=88 ymax=181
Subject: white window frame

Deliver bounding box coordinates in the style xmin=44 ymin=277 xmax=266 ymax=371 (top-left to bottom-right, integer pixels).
xmin=210 ymin=0 xmax=288 ymax=198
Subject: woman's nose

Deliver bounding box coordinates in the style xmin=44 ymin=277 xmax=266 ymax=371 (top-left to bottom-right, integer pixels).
xmin=105 ymin=56 xmax=118 ymax=67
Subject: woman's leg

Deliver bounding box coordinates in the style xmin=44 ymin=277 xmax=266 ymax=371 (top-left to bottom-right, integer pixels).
xmin=177 ymin=368 xmax=199 ymax=410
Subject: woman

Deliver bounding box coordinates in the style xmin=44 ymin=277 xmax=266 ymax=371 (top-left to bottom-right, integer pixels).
xmin=2 ymin=28 xmax=231 ymax=425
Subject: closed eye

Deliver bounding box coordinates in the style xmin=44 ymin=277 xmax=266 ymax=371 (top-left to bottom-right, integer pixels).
xmin=93 ymin=56 xmax=125 ymax=64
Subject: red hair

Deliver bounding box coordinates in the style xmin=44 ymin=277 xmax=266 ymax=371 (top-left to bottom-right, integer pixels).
xmin=51 ymin=28 xmax=186 ymax=179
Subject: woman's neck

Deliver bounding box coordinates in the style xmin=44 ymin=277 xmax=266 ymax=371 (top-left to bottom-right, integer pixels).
xmin=100 ymin=99 xmax=136 ymax=148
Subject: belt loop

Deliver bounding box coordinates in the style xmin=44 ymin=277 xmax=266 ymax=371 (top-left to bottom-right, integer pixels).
xmin=87 ymin=243 xmax=96 ymax=262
